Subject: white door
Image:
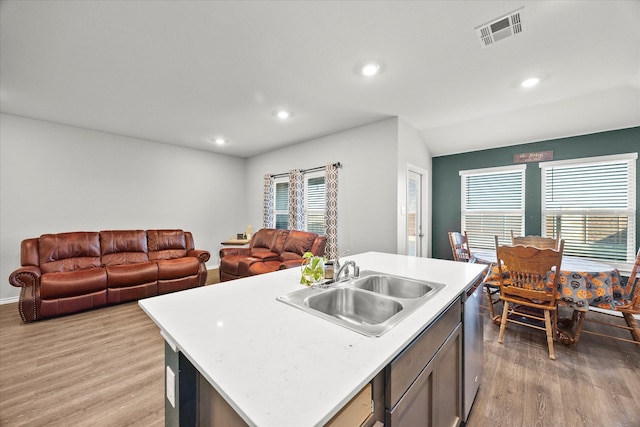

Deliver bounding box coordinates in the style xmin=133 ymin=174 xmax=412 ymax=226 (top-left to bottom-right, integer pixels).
xmin=407 ymin=169 xmax=424 ymax=257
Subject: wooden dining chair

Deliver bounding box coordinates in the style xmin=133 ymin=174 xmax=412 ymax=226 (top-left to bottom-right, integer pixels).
xmin=449 ymin=231 xmax=501 ymax=322
xmin=510 ymin=231 xmax=559 ymax=249
xmin=571 ymin=248 xmax=640 ymax=345
xmin=448 ymin=231 xmax=472 ymax=262
xmin=495 ymin=236 xmax=565 ymax=360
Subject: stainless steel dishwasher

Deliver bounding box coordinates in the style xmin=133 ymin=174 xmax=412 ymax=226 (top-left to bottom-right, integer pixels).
xmin=462 ymin=277 xmax=484 ymax=423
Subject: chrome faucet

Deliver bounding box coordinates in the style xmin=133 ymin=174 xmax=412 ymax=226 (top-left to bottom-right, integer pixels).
xmin=335 ymin=260 xmax=359 ymax=282
xmin=334 ymin=250 xmax=350 ymax=273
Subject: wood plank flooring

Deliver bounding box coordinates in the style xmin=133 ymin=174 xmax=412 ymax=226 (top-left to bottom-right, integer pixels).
xmin=466 ymin=305 xmax=640 ymax=427
xmin=0 ymin=301 xmax=165 ymax=427
xmin=1 ymin=274 xmax=638 ymax=426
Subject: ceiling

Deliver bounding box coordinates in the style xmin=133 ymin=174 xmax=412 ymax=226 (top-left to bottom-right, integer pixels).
xmin=1 ymin=1 xmax=638 ymax=158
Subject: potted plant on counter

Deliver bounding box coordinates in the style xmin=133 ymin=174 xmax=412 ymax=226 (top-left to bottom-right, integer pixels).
xmin=300 ymin=252 xmax=326 ymax=285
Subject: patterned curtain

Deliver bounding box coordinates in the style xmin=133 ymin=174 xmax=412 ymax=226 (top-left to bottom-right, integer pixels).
xmin=263 ymin=174 xmax=274 ymax=228
xmin=324 ymin=163 xmax=339 ymax=260
xmin=288 ymin=169 xmax=304 ymax=230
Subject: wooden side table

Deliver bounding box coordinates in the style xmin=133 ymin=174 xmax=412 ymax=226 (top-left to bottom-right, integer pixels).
xmin=220 ymin=238 xmax=251 ymax=247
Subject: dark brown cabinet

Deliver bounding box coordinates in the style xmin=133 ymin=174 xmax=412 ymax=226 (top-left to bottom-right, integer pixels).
xmin=385 ymin=299 xmax=463 ymax=427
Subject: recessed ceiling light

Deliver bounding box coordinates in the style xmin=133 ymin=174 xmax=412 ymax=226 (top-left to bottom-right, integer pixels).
xmin=520 ymin=77 xmax=540 ymax=88
xmin=361 ymin=62 xmax=381 ymax=77
xmin=276 ymin=110 xmax=291 ymax=120
xmin=214 ymin=138 xmax=226 ymax=145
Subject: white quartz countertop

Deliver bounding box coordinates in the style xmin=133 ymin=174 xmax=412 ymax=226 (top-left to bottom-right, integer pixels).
xmin=139 ymin=252 xmax=487 ymax=427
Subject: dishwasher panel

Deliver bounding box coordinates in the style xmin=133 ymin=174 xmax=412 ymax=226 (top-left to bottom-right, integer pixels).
xmin=463 ymin=279 xmax=484 ymax=422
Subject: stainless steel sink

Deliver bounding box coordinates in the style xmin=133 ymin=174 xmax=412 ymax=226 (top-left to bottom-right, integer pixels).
xmin=306 ymin=287 xmax=403 ymax=325
xmin=277 ymin=271 xmax=444 ymax=337
xmin=352 ymin=271 xmax=436 ymax=299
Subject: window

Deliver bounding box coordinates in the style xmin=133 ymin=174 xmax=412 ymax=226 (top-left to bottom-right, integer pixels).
xmin=305 ymin=173 xmax=325 ymax=235
xmin=540 ymin=153 xmax=637 ymax=262
xmin=272 ymin=173 xmax=326 ymax=235
xmin=274 ymin=178 xmax=288 ymax=230
xmin=460 ymin=165 xmax=526 ymax=250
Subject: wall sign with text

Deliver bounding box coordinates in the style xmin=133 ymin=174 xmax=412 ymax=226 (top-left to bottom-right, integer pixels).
xmin=513 ymin=150 xmax=553 ymax=163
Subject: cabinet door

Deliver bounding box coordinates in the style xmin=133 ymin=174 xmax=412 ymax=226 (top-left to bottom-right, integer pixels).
xmin=386 ymin=355 xmax=434 ymax=427
xmin=386 ymin=324 xmax=462 ymax=427
xmin=433 ymin=324 xmax=462 ymax=427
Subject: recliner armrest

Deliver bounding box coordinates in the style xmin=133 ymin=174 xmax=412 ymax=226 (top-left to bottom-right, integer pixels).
xmin=9 ymin=265 xmax=41 ymax=288
xmin=220 ymin=247 xmax=251 ymax=259
xmin=188 ymin=249 xmax=210 ymax=263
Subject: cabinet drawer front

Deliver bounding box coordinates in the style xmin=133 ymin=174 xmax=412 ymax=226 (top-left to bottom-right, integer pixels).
xmin=386 ymin=298 xmax=461 ymax=409
xmin=386 ymin=324 xmax=462 ymax=427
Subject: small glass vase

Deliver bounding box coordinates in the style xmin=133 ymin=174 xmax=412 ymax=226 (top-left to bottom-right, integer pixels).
xmin=300 ymin=256 xmax=325 ymax=286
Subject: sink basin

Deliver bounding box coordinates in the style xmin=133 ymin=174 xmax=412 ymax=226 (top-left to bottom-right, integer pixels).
xmin=277 ymin=271 xmax=445 ymax=337
xmin=352 ymin=272 xmax=435 ymax=299
xmin=305 ymin=287 xmax=403 ymax=325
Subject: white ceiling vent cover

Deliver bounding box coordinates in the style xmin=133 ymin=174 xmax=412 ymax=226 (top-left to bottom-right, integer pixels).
xmin=476 ymin=7 xmax=525 ymax=47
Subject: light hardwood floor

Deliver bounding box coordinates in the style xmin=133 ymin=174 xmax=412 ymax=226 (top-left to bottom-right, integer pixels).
xmin=1 ymin=277 xmax=638 ymax=426
xmin=467 ymin=305 xmax=639 ymax=427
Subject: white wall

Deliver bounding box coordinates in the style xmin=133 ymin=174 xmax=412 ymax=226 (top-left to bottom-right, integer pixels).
xmin=246 ymin=118 xmax=400 ymax=257
xmin=0 ymin=114 xmax=246 ymax=302
xmin=397 ymin=118 xmax=433 ymax=257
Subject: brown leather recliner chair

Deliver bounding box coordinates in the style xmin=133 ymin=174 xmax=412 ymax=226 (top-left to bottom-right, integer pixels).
xmin=219 ymin=228 xmax=326 ymax=281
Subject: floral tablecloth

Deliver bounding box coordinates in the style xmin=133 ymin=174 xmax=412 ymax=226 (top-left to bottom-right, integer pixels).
xmin=476 ymin=251 xmax=624 ymax=311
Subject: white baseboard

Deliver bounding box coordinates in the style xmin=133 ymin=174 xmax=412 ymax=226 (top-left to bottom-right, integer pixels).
xmin=1 ymin=296 xmax=19 ymax=305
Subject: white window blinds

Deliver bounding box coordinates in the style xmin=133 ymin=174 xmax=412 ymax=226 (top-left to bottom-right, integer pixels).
xmin=305 ymin=174 xmax=325 ymax=235
xmin=273 ymin=174 xmax=326 ymax=235
xmin=274 ymin=179 xmax=289 ymax=230
xmin=540 ymin=153 xmax=637 ymax=262
xmin=460 ymin=165 xmax=526 ymax=250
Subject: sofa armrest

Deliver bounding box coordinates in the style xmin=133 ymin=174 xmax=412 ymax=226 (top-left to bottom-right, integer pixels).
xmin=220 ymin=247 xmax=251 ymax=259
xmin=188 ymin=249 xmax=211 ymax=263
xmin=9 ymin=265 xmax=41 ymax=288
xmin=9 ymin=266 xmax=42 ymax=322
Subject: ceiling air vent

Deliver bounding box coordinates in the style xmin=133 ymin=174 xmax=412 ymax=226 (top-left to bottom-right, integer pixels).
xmin=476 ymin=7 xmax=525 ymax=47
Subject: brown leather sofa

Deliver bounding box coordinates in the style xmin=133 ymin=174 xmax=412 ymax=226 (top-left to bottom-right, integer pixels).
xmin=219 ymin=228 xmax=326 ymax=282
xmin=9 ymin=229 xmax=210 ymax=322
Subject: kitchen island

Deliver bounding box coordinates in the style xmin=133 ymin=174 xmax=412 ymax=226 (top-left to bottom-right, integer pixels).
xmin=139 ymin=251 xmax=487 ymax=427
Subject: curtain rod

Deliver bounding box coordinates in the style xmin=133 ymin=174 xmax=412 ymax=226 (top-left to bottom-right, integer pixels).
xmin=269 ymin=162 xmax=341 ymax=179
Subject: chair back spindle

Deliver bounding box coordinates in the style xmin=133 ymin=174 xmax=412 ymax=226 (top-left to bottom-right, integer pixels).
xmin=448 ymin=231 xmax=472 ymax=262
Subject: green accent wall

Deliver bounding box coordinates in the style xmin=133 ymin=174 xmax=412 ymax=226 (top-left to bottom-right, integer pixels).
xmin=432 ymin=127 xmax=640 ymax=260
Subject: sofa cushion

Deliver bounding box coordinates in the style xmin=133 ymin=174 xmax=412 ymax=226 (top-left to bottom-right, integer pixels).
xmin=40 ymin=267 xmax=107 ymax=299
xmin=250 ymin=228 xmax=288 ymax=254
xmin=106 ymin=261 xmax=158 ymax=288
xmin=156 ymin=257 xmax=199 ymax=280
xmin=252 ymin=251 xmax=280 ymax=260
xmin=220 ymin=255 xmax=257 ymax=277
xmin=100 ymin=230 xmax=149 ymax=266
xmin=250 ymin=229 xmax=278 ymax=251
xmin=248 ymin=260 xmax=282 ymax=276
xmin=148 ymin=229 xmax=187 ymax=260
xmin=279 ymin=230 xmax=318 ymax=261
xmin=39 ymin=232 xmax=101 ymax=274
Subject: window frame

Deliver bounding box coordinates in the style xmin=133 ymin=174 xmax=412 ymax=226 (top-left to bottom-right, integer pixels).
xmin=539 ymin=153 xmax=637 ymax=268
xmin=304 ymin=171 xmax=326 ymax=236
xmin=459 ymin=164 xmax=526 ymax=250
xmin=272 ymin=172 xmax=326 ymax=235
xmin=273 ymin=177 xmax=289 ymax=230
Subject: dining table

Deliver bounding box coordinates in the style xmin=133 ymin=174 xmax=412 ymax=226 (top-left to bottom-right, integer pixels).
xmin=473 ymin=249 xmax=626 ymax=345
